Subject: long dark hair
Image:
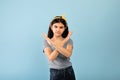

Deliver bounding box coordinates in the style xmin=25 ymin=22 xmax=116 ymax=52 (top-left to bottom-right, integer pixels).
xmin=48 ymin=16 xmax=69 ymax=38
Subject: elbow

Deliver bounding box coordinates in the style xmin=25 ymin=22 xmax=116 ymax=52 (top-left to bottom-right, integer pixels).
xmin=66 ymin=55 xmax=71 ymax=58
xmin=48 ymin=56 xmax=55 ymax=61
xmin=66 ymin=52 xmax=72 ymax=58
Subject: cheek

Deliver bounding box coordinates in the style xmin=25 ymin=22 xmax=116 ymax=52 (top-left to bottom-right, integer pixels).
xmin=51 ymin=26 xmax=55 ymax=32
xmin=51 ymin=28 xmax=56 ymax=33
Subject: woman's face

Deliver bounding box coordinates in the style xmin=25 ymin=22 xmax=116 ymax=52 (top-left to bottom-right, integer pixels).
xmin=51 ymin=22 xmax=65 ymax=37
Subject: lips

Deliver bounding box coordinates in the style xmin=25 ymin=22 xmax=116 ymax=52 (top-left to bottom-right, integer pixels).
xmin=56 ymin=32 xmax=61 ymax=34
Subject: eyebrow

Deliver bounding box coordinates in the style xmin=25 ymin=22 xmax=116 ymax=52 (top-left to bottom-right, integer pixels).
xmin=54 ymin=25 xmax=64 ymax=27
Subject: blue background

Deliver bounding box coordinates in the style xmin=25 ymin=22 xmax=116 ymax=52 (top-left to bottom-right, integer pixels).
xmin=0 ymin=0 xmax=120 ymax=80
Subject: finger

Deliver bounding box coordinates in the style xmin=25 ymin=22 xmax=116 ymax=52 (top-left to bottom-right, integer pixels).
xmin=68 ymin=31 xmax=73 ymax=37
xmin=42 ymin=33 xmax=48 ymax=40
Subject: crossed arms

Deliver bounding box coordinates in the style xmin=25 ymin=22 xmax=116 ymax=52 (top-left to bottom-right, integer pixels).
xmin=43 ymin=32 xmax=73 ymax=61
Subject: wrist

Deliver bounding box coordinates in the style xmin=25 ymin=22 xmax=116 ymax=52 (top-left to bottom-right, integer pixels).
xmin=55 ymin=49 xmax=59 ymax=53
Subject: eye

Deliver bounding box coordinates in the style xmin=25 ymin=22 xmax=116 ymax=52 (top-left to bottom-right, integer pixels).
xmin=60 ymin=26 xmax=64 ymax=29
xmin=54 ymin=25 xmax=57 ymax=28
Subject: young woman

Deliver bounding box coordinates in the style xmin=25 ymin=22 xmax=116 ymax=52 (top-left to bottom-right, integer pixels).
xmin=42 ymin=16 xmax=76 ymax=80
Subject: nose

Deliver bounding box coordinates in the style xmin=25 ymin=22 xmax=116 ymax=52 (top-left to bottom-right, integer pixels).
xmin=56 ymin=27 xmax=60 ymax=31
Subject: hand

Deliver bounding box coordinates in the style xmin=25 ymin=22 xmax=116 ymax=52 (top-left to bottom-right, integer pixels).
xmin=62 ymin=31 xmax=73 ymax=44
xmin=42 ymin=33 xmax=53 ymax=45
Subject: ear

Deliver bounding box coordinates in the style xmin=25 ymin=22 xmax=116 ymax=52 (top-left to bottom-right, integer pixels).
xmin=50 ymin=26 xmax=53 ymax=31
xmin=64 ymin=26 xmax=67 ymax=31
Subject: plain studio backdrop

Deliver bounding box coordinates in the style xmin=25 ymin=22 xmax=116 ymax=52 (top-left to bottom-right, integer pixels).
xmin=0 ymin=0 xmax=120 ymax=80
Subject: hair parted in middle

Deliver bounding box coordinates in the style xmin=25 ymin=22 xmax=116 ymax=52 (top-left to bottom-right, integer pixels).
xmin=48 ymin=16 xmax=69 ymax=39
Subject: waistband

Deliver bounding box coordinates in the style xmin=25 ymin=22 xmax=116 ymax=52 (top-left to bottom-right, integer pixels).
xmin=50 ymin=66 xmax=72 ymax=71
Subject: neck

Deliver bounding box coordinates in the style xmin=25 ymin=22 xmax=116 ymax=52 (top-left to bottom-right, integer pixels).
xmin=52 ymin=36 xmax=63 ymax=40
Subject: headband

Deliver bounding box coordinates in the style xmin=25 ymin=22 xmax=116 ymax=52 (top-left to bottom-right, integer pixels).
xmin=53 ymin=14 xmax=66 ymax=21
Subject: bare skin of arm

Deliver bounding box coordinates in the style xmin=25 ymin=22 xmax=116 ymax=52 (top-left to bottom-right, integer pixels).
xmin=44 ymin=47 xmax=59 ymax=61
xmin=43 ymin=31 xmax=73 ymax=61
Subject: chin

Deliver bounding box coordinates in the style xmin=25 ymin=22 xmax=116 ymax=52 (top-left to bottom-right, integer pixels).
xmin=55 ymin=34 xmax=62 ymax=37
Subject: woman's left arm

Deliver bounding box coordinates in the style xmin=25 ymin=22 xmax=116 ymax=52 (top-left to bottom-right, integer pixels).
xmin=54 ymin=44 xmax=73 ymax=58
xmin=42 ymin=31 xmax=73 ymax=58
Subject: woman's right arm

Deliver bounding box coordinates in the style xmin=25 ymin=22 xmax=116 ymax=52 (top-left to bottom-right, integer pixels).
xmin=44 ymin=47 xmax=59 ymax=61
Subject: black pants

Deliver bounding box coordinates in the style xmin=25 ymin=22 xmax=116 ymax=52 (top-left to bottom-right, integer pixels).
xmin=50 ymin=66 xmax=76 ymax=80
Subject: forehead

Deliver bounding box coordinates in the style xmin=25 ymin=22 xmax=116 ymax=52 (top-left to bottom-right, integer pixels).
xmin=52 ymin=22 xmax=64 ymax=27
